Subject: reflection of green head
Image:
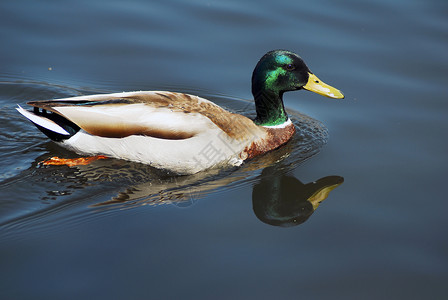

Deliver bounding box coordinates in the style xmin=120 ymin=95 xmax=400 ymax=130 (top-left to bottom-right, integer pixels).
xmin=252 ymin=172 xmax=343 ymax=227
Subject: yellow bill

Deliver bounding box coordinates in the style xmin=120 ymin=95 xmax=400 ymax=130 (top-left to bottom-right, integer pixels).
xmin=303 ymin=73 xmax=344 ymax=99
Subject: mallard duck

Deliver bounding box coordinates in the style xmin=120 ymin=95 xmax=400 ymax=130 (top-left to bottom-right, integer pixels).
xmin=17 ymin=50 xmax=343 ymax=174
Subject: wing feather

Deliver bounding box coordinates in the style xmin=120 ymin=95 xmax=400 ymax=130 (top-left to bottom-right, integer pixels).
xmin=53 ymin=104 xmax=213 ymax=139
xmin=26 ymin=91 xmax=262 ymax=140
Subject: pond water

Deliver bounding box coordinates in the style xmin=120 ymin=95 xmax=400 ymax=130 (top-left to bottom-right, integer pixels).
xmin=1 ymin=0 xmax=447 ymax=299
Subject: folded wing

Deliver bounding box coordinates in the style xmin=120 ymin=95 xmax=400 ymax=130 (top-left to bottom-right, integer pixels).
xmin=25 ymin=91 xmax=221 ymax=140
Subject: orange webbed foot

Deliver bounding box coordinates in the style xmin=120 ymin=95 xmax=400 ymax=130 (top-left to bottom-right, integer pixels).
xmin=40 ymin=155 xmax=109 ymax=167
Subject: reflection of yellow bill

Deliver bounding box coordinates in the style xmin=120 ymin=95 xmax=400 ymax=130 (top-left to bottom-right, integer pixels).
xmin=304 ymin=73 xmax=344 ymax=99
xmin=308 ymin=183 xmax=343 ymax=210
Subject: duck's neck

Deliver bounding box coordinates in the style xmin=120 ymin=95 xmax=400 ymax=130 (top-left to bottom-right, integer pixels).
xmin=253 ymin=88 xmax=289 ymax=127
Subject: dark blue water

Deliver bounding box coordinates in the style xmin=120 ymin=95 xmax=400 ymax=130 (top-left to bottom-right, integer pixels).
xmin=1 ymin=0 xmax=447 ymax=299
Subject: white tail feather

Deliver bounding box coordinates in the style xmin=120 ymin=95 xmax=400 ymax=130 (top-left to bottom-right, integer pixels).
xmin=16 ymin=105 xmax=70 ymax=135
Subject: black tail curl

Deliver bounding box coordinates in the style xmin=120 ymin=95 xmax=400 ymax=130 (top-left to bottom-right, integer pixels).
xmin=32 ymin=107 xmax=80 ymax=142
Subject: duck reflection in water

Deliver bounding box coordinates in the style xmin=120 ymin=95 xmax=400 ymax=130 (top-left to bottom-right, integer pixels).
xmin=86 ymin=162 xmax=344 ymax=227
xmin=253 ymin=166 xmax=343 ymax=227
xmin=24 ymin=143 xmax=343 ymax=227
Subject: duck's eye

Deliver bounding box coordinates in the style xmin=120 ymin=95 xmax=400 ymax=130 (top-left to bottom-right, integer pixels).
xmin=285 ymin=64 xmax=295 ymax=71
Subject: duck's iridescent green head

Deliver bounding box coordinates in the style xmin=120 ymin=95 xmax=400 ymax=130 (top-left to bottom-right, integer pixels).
xmin=251 ymin=50 xmax=344 ymax=126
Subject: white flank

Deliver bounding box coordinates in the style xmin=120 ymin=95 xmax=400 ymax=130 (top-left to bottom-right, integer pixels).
xmin=16 ymin=105 xmax=70 ymax=135
xmin=62 ymin=127 xmax=247 ymax=175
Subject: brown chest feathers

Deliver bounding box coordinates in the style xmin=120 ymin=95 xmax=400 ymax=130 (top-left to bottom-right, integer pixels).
xmin=240 ymin=123 xmax=296 ymax=160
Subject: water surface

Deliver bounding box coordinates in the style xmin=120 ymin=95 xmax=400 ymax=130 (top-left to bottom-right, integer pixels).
xmin=1 ymin=0 xmax=447 ymax=299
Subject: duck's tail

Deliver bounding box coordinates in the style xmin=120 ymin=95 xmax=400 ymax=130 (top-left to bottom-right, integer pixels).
xmin=16 ymin=105 xmax=80 ymax=141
